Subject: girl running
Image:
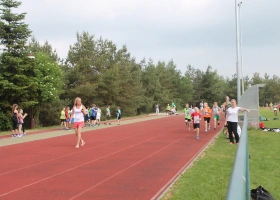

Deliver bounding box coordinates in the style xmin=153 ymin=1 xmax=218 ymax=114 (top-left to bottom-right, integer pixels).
xmin=191 ymin=107 xmax=201 ymax=139
xmin=203 ymin=102 xmax=211 ymax=132
xmin=212 ymin=102 xmax=221 ymax=130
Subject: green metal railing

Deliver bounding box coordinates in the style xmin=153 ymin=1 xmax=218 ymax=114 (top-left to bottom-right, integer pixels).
xmin=226 ymin=112 xmax=250 ymax=200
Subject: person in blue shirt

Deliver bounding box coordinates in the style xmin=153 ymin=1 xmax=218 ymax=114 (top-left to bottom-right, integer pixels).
xmin=116 ymin=106 xmax=121 ymax=125
xmin=90 ymin=104 xmax=97 ymax=127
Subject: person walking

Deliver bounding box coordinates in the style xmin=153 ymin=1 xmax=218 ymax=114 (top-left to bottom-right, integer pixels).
xmin=225 ymin=99 xmax=250 ymax=145
xmin=70 ymin=97 xmax=86 ymax=148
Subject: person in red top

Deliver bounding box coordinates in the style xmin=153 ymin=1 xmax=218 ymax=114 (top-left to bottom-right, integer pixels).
xmin=191 ymin=107 xmax=201 ymax=139
xmin=65 ymin=106 xmax=70 ymax=130
xmin=203 ymin=102 xmax=212 ymax=132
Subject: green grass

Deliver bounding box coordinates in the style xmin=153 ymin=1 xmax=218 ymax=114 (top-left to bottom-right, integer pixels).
xmin=161 ymin=108 xmax=280 ymax=200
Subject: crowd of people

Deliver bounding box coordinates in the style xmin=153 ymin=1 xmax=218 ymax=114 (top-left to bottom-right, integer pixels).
xmin=182 ymin=96 xmax=250 ymax=144
xmin=266 ymin=102 xmax=280 ymax=116
xmin=10 ymin=96 xmax=250 ymax=147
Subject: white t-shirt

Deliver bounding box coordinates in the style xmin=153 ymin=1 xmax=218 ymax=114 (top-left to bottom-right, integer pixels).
xmin=227 ymin=107 xmax=240 ymax=122
xmin=74 ymin=105 xmax=84 ymax=122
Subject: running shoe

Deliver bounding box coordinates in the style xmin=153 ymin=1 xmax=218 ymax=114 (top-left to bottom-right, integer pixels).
xmin=196 ymin=135 xmax=199 ymax=139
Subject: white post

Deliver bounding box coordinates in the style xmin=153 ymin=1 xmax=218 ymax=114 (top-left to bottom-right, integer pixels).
xmin=238 ymin=2 xmax=245 ymax=94
xmin=235 ymin=0 xmax=241 ymax=102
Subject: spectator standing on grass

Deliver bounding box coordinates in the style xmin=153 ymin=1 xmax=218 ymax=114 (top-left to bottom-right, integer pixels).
xmin=225 ymin=99 xmax=250 ymax=145
xmin=273 ymin=104 xmax=278 ymax=116
xmin=105 ymin=105 xmax=111 ymax=125
xmin=11 ymin=104 xmax=19 ymax=137
xmin=191 ymin=107 xmax=201 ymax=139
xmin=70 ymin=97 xmax=86 ymax=148
xmin=269 ymin=102 xmax=273 ymax=111
xmin=155 ymin=103 xmax=159 ymax=115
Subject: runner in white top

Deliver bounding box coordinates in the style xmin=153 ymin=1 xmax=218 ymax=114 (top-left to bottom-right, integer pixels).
xmin=70 ymin=97 xmax=87 ymax=148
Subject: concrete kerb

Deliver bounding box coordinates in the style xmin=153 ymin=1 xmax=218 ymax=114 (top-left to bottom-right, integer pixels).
xmin=0 ymin=114 xmax=168 ymax=147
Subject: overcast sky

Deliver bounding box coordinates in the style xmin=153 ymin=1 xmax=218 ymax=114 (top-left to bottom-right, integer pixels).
xmin=17 ymin=0 xmax=280 ymax=78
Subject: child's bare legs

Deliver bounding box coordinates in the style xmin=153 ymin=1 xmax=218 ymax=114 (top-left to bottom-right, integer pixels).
xmin=214 ymin=118 xmax=217 ymax=129
xmin=75 ymin=126 xmax=85 ymax=148
xmin=60 ymin=121 xmax=65 ymax=129
xmin=204 ymin=120 xmax=207 ymax=132
xmin=18 ymin=124 xmax=22 ymax=134
xmin=195 ymin=127 xmax=200 ymax=139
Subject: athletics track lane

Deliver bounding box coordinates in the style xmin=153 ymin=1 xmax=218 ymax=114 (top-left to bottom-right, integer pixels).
xmin=0 ymin=115 xmax=224 ymax=200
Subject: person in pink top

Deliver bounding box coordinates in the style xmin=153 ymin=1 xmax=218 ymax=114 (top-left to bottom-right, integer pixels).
xmin=70 ymin=97 xmax=87 ymax=148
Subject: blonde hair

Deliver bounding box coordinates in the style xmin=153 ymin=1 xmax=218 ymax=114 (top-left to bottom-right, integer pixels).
xmin=74 ymin=97 xmax=82 ymax=106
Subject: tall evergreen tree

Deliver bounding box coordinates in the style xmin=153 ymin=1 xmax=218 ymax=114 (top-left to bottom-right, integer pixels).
xmin=0 ymin=0 xmax=31 ymax=55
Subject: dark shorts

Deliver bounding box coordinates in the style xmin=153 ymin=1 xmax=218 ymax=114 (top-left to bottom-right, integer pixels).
xmin=60 ymin=119 xmax=66 ymax=122
xmin=90 ymin=116 xmax=96 ymax=120
xmin=193 ymin=123 xmax=200 ymax=129
xmin=185 ymin=118 xmax=191 ymax=122
xmin=117 ymin=115 xmax=121 ymax=120
xmin=204 ymin=117 xmax=210 ymax=123
xmin=84 ymin=115 xmax=89 ymax=121
xmin=66 ymin=119 xmax=70 ymax=122
xmin=12 ymin=120 xmax=18 ymax=130
xmin=106 ymin=115 xmax=111 ymax=120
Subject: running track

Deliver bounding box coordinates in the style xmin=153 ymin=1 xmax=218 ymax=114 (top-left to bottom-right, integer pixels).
xmin=0 ymin=115 xmax=224 ymax=200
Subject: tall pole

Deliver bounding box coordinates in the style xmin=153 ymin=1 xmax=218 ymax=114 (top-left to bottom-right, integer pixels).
xmin=235 ymin=0 xmax=241 ymax=102
xmin=238 ymin=2 xmax=245 ymax=94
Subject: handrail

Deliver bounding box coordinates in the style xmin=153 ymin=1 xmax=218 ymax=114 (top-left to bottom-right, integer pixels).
xmin=226 ymin=111 xmax=250 ymax=200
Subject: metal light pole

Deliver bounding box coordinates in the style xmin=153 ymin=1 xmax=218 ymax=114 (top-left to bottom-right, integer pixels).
xmin=235 ymin=0 xmax=241 ymax=102
xmin=238 ymin=2 xmax=245 ymax=94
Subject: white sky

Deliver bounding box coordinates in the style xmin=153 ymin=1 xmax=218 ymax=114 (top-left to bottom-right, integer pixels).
xmin=17 ymin=0 xmax=280 ymax=78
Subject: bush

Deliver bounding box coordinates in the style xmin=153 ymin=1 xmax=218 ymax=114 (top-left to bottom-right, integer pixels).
xmin=0 ymin=110 xmax=12 ymax=131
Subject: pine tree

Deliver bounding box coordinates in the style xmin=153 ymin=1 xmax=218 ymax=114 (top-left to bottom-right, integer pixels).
xmin=0 ymin=0 xmax=31 ymax=55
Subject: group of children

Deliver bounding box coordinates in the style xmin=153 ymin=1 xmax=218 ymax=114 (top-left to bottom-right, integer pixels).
xmin=11 ymin=104 xmax=28 ymax=137
xmin=59 ymin=105 xmax=122 ymax=130
xmin=184 ymin=102 xmax=221 ymax=139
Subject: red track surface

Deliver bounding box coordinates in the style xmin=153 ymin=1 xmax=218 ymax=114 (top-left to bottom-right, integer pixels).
xmin=0 ymin=115 xmax=224 ymax=200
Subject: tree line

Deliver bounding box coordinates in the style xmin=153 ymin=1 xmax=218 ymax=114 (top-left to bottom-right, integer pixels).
xmin=0 ymin=0 xmax=279 ymax=131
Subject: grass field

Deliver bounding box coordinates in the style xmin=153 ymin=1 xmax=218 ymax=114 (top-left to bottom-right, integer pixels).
xmin=161 ymin=107 xmax=280 ymax=200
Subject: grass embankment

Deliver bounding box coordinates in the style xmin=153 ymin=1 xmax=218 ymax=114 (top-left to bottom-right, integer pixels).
xmin=161 ymin=108 xmax=280 ymax=200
